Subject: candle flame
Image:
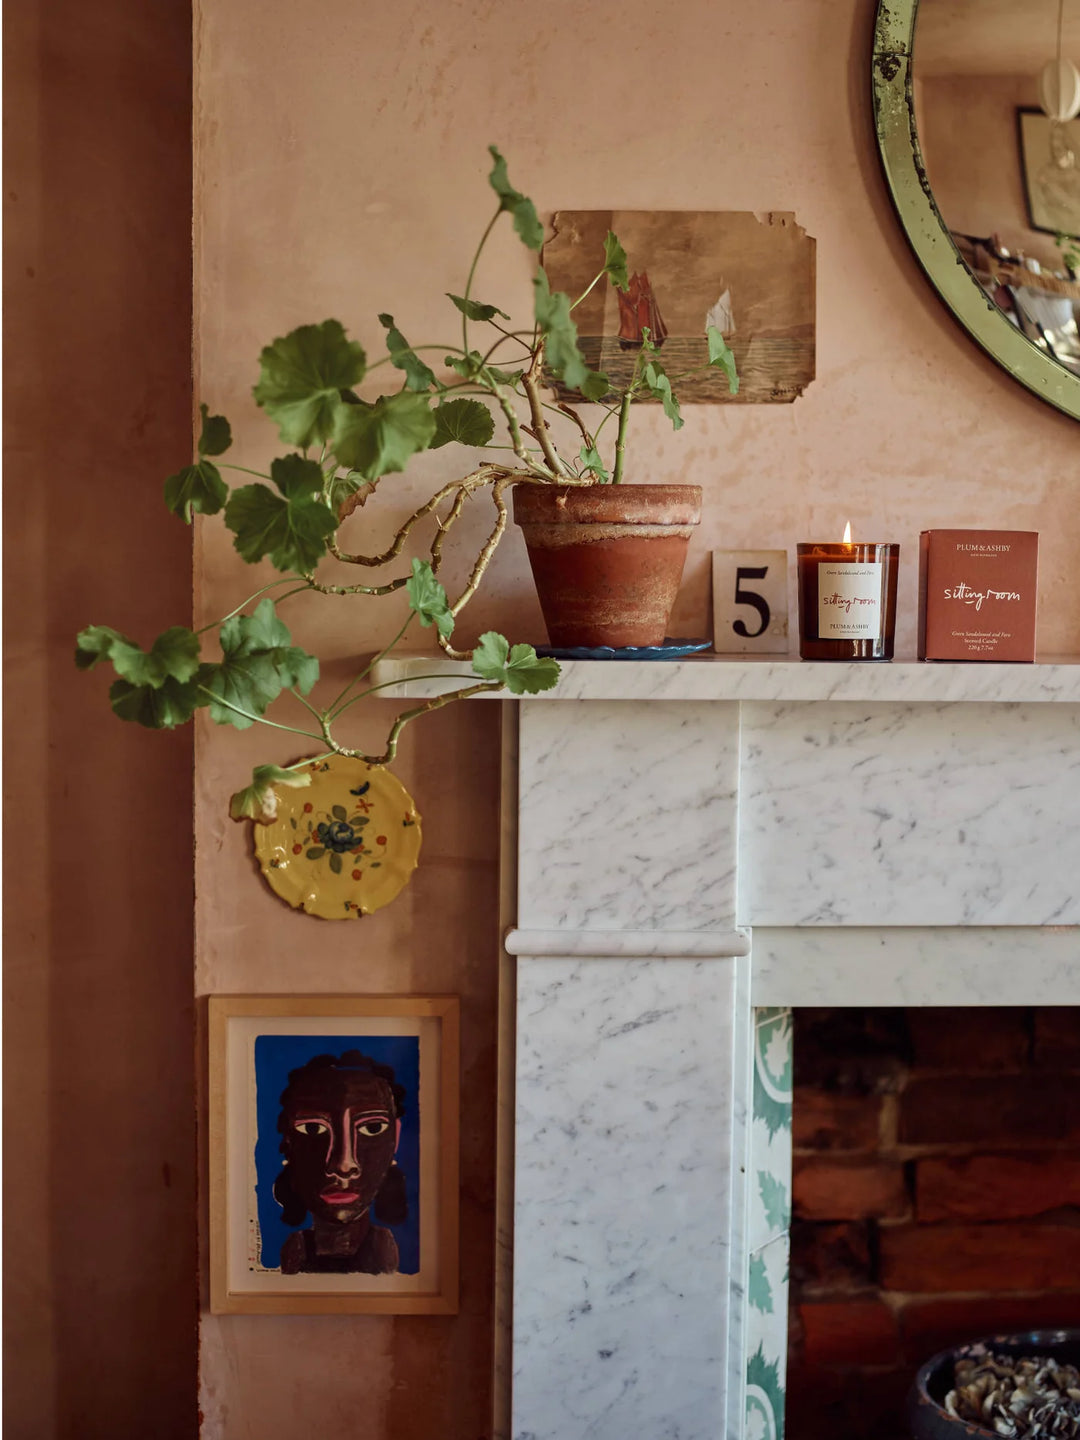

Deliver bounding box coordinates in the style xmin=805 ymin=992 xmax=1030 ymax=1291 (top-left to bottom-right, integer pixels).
xmin=843 ymin=521 xmax=853 ymax=544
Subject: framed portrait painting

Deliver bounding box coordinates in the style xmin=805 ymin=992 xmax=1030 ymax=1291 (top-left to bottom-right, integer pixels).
xmin=208 ymin=995 xmax=459 ymax=1314
xmin=1018 ymin=109 xmax=1080 ymax=239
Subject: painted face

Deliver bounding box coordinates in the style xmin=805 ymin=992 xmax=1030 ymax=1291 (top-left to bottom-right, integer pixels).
xmin=281 ymin=1068 xmax=400 ymax=1224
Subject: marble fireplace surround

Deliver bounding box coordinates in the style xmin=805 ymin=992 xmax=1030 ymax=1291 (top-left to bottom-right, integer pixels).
xmin=378 ymin=656 xmax=1080 ymax=1440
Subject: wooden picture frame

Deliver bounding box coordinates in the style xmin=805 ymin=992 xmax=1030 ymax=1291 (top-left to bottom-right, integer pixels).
xmin=1018 ymin=108 xmax=1080 ymax=239
xmin=208 ymin=995 xmax=459 ymax=1315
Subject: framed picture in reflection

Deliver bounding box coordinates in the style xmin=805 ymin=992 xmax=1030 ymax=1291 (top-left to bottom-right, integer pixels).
xmin=1018 ymin=109 xmax=1080 ymax=239
xmin=208 ymin=995 xmax=459 ymax=1314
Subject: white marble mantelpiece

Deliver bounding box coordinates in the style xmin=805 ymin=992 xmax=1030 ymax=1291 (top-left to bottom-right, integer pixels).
xmin=376 ymin=654 xmax=1080 ymax=1440
xmin=375 ymin=654 xmax=1080 ymax=704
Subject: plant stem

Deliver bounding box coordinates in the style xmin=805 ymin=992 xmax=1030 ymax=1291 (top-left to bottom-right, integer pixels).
xmin=429 ymin=485 xmax=472 ymax=572
xmin=289 ymin=688 xmax=325 ymax=725
xmin=195 ymin=577 xmax=306 ymax=636
xmin=491 ymin=386 xmax=551 ymax=474
xmin=303 ymin=573 xmax=410 ymax=596
xmin=461 ymin=208 xmax=503 ymax=352
xmin=449 ymin=478 xmax=508 ymax=618
xmin=482 ymin=324 xmax=534 ymax=357
xmin=325 ymin=613 xmax=415 ymax=719
xmin=549 ymin=400 xmax=597 ymax=456
xmin=281 ymin=751 xmax=335 ymax=771
xmin=612 ymin=391 xmax=632 ymax=484
xmin=365 ymin=344 xmax=467 ymax=371
xmin=522 ymin=343 xmax=568 ymax=477
xmin=329 ymin=468 xmax=502 ymax=567
xmin=331 ymin=671 xmax=478 ymax=721
xmin=219 ymin=463 xmax=273 ymax=481
xmin=568 ymin=267 xmax=606 ymax=313
xmin=196 ymin=686 xmax=323 ymax=739
xmin=328 ymin=681 xmax=504 ymax=767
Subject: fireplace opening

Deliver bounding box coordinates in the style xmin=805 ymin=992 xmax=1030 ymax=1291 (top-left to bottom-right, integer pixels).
xmin=785 ymin=1006 xmax=1080 ymax=1440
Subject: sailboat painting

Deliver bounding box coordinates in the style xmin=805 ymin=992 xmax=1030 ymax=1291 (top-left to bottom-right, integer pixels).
xmin=705 ymin=288 xmax=735 ymax=337
xmin=617 ymin=271 xmax=669 ymax=349
xmin=542 ymin=209 xmax=815 ymax=404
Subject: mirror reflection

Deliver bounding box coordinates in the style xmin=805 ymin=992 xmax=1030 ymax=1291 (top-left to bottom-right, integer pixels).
xmin=914 ymin=0 xmax=1080 ymax=377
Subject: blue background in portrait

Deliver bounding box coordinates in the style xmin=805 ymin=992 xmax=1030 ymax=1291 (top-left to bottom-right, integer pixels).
xmin=254 ymin=1033 xmax=420 ymax=1274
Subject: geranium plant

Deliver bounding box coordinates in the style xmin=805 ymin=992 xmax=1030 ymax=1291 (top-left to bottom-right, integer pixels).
xmin=77 ymin=149 xmax=737 ymax=822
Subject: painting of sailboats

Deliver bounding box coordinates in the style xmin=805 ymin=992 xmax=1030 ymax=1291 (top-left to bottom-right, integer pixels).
xmin=542 ymin=210 xmax=815 ymax=404
xmin=705 ymin=288 xmax=735 ymax=336
xmin=617 ymin=272 xmax=669 ymax=349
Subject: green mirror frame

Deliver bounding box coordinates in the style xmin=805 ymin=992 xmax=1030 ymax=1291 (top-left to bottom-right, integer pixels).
xmin=872 ymin=0 xmax=1080 ymax=422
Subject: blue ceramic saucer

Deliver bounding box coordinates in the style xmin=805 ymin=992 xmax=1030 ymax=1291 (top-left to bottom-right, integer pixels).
xmin=535 ymin=638 xmax=712 ymax=661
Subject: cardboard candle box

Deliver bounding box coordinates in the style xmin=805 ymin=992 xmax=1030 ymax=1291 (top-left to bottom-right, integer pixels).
xmin=919 ymin=529 xmax=1038 ymax=661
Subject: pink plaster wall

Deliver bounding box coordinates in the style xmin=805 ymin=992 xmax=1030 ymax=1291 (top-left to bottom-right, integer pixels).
xmin=4 ymin=0 xmax=198 ymax=1434
xmin=194 ymin=0 xmax=1080 ymax=1434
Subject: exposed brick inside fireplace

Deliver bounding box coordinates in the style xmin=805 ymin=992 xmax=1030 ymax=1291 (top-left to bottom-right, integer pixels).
xmin=786 ymin=1007 xmax=1080 ymax=1440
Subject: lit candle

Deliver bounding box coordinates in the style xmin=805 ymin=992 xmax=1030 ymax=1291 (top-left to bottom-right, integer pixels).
xmin=797 ymin=524 xmax=900 ymax=661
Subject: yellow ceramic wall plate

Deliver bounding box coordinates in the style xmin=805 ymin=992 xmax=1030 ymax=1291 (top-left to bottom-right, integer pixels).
xmin=254 ymin=757 xmax=421 ymax=919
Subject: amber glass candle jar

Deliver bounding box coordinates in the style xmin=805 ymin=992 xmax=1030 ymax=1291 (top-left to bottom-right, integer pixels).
xmin=797 ymin=540 xmax=899 ymax=660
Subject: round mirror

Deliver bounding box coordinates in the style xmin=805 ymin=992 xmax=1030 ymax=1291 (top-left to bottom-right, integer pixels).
xmin=873 ymin=0 xmax=1080 ymax=421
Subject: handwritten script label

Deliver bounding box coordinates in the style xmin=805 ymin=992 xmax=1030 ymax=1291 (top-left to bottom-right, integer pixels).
xmin=818 ymin=562 xmax=883 ymax=639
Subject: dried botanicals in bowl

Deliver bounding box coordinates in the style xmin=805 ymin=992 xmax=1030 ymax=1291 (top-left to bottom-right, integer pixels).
xmin=945 ymin=1347 xmax=1080 ymax=1438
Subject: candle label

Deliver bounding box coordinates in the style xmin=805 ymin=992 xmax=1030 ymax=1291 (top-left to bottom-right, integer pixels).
xmin=818 ymin=562 xmax=883 ymax=639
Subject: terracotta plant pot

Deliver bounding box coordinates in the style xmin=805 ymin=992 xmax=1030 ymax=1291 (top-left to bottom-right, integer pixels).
xmin=512 ymin=484 xmax=702 ymax=649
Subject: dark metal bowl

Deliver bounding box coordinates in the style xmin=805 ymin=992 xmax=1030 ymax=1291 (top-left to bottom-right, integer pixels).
xmin=908 ymin=1330 xmax=1080 ymax=1440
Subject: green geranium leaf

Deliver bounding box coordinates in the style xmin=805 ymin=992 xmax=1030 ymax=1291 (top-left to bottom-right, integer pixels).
xmin=253 ymin=319 xmax=367 ymax=448
xmin=197 ymin=403 xmax=232 ymax=457
xmin=446 ymin=293 xmax=510 ymax=323
xmin=76 ymin=624 xmax=201 ymax=688
xmin=445 ymin=350 xmax=484 ymax=379
xmin=485 ymin=364 xmax=523 ymax=388
xmin=642 ymin=359 xmax=684 ymax=430
xmin=431 ymin=398 xmax=495 ymax=450
xmin=112 ymin=626 xmax=201 ymax=687
xmin=229 ymin=763 xmax=311 ymax=823
xmin=326 ymin=469 xmax=378 ymax=515
xmin=472 ymin=632 xmax=560 ymax=695
xmin=75 ymin=625 xmax=131 ymax=672
xmin=706 ymin=324 xmax=739 ymax=395
xmin=378 ymin=313 xmax=437 ymax=392
xmin=164 ymin=460 xmax=229 ymax=522
xmin=579 ymin=370 xmax=611 ymax=402
xmin=196 ymin=654 xmax=281 ymax=730
xmin=533 ymin=269 xmax=589 ymax=391
xmin=224 ymin=454 xmax=336 ymax=572
xmin=602 ymin=231 xmax=629 ymax=292
xmin=578 ymin=445 xmax=609 ymax=482
xmin=222 ymin=597 xmax=320 ymax=693
xmin=224 ymin=595 xmax=292 ymax=652
xmin=109 ymin=674 xmax=201 ymax=729
xmin=330 ymin=390 xmax=436 ymax=479
xmin=487 ymin=146 xmax=544 ymax=251
xmin=406 ymin=558 xmax=454 ymax=639
xmin=200 ymin=599 xmax=319 ymax=729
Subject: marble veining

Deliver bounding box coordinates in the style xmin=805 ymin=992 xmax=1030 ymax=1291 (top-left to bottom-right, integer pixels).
xmin=513 ymin=956 xmax=736 ymax=1440
xmin=504 ymin=928 xmax=750 ymax=957
xmin=739 ymin=701 xmax=1080 ymax=927
xmin=517 ymin=702 xmax=740 ymax=933
xmin=372 ymin=654 xmax=1080 ymax=704
xmin=500 ymin=672 xmax=1080 ymax=1440
xmin=751 ymin=926 xmax=1080 ymax=1006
